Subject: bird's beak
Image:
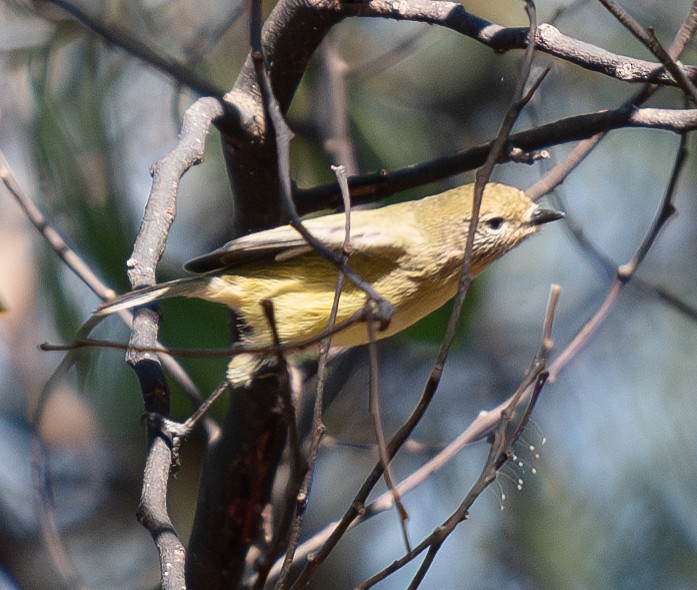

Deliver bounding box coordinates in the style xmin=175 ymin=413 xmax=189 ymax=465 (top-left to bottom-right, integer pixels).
xmin=529 ymin=207 xmax=565 ymax=226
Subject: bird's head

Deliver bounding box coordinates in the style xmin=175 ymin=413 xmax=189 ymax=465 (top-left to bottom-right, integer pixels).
xmin=469 ymin=183 xmax=564 ymax=273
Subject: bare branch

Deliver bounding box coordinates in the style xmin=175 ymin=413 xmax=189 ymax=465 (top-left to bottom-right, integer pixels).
xmin=356 ymin=284 xmax=559 ymax=589
xmin=597 ymin=0 xmax=697 ymax=103
xmin=290 ymin=5 xmax=546 ymax=585
xmin=296 ymin=106 xmax=697 ymax=213
xmin=548 ymin=131 xmax=689 ymax=381
xmin=121 ymin=96 xmax=223 ymax=589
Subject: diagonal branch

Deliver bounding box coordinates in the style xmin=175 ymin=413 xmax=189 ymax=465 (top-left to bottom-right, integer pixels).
xmin=597 ymin=0 xmax=697 ymax=103
xmin=548 ymin=131 xmax=689 ymax=381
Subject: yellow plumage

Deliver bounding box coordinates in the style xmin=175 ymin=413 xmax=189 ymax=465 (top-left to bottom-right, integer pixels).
xmin=96 ymin=183 xmax=562 ymax=385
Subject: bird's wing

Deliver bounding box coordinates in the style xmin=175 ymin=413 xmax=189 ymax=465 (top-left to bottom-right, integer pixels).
xmin=184 ymin=209 xmax=409 ymax=273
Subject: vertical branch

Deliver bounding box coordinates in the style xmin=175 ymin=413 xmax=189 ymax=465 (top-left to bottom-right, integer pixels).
xmin=129 ymin=96 xmax=223 ymax=590
xmin=313 ymin=38 xmax=359 ymax=174
xmin=5 ymin=91 xmax=223 ymax=590
xmin=185 ymin=3 xmax=293 ymax=588
xmin=274 ymin=165 xmax=352 ymax=589
xmin=218 ymin=0 xmax=346 ymax=234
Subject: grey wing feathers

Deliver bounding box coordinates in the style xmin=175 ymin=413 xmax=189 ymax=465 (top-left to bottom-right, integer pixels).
xmin=184 ymin=225 xmax=311 ymax=273
xmin=184 ymin=209 xmax=406 ymax=274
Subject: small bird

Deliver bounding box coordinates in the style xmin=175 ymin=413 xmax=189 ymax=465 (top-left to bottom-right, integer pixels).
xmin=96 ymin=183 xmax=562 ymax=385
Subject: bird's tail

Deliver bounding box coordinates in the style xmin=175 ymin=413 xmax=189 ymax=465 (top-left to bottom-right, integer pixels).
xmin=95 ymin=277 xmax=207 ymax=316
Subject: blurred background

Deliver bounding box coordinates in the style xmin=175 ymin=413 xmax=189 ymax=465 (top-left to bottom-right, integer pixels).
xmin=1 ymin=0 xmax=697 ymax=588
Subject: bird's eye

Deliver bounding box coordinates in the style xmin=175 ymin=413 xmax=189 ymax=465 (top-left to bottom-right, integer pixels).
xmin=485 ymin=216 xmax=505 ymax=231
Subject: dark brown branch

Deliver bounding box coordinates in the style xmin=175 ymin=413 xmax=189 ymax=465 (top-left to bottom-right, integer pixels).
xmin=185 ymin=378 xmax=289 ymax=589
xmin=296 ymin=106 xmax=697 ymax=212
xmin=184 ymin=5 xmax=294 ymax=586
xmin=216 ymin=0 xmax=345 ymax=233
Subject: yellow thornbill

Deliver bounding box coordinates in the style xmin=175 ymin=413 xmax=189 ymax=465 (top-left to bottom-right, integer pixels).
xmin=96 ymin=183 xmax=562 ymax=385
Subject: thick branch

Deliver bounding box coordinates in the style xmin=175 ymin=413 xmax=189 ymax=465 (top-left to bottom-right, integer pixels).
xmin=218 ymin=0 xmax=346 ymax=233
xmin=186 ymin=380 xmax=288 ymax=589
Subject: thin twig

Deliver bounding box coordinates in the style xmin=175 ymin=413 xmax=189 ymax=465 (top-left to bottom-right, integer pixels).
xmin=274 ymin=164 xmax=357 ymax=588
xmin=40 ymin=305 xmax=381 ymax=359
xmin=352 ymin=28 xmax=434 ymax=80
xmin=367 ymin=320 xmax=412 ymax=552
xmin=525 ymin=133 xmax=604 ymax=200
xmin=358 ymin=284 xmax=559 ymax=590
xmin=290 ymin=5 xmax=545 ymax=587
xmin=0 ymin=152 xmax=117 ymax=301
xmin=597 ymin=0 xmax=697 ymax=103
xmin=548 ymin=131 xmax=688 ymax=381
xmin=312 ymin=40 xmax=359 ymax=175
xmin=44 ymin=0 xmax=227 ymax=99
xmin=672 ymin=1 xmax=697 ymax=53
